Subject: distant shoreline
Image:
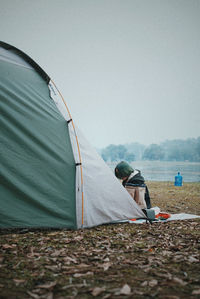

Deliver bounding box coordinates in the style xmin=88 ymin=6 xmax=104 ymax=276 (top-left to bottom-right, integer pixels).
xmin=107 ymin=160 xmax=200 ymax=183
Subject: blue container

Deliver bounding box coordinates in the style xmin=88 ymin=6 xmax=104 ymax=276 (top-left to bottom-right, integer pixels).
xmin=174 ymin=172 xmax=183 ymax=186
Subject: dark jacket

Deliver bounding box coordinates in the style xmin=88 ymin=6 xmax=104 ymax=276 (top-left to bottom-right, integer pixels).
xmin=122 ymin=169 xmax=145 ymax=187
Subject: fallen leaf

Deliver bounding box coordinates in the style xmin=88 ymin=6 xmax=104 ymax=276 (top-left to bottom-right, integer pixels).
xmin=13 ymin=279 xmax=26 ymax=285
xmin=112 ymin=288 xmax=121 ymax=295
xmin=73 ymin=273 xmax=84 ymax=278
xmin=74 ymin=271 xmax=93 ymax=278
xmin=155 ymin=272 xmax=172 ymax=280
xmin=91 ymin=287 xmax=105 ymax=296
xmin=141 ymin=281 xmax=148 ymax=287
xmin=172 ymin=277 xmax=187 ymax=286
xmin=74 ymin=236 xmax=84 ymax=241
xmin=27 ymin=291 xmax=40 ymax=299
xmin=119 ymin=284 xmax=131 ymax=295
xmin=48 ymin=232 xmax=58 ymax=236
xmin=149 ymin=279 xmax=158 ymax=287
xmin=162 ymin=250 xmax=172 ymax=257
xmin=63 ymin=256 xmax=78 ymax=264
xmin=51 ymin=249 xmax=65 ymax=257
xmin=37 ymin=281 xmax=57 ymax=289
xmin=192 ymin=289 xmax=200 ymax=295
xmin=46 ymin=292 xmax=54 ymax=299
xmin=188 ymin=256 xmax=199 ymax=263
xmin=27 ymin=247 xmax=40 ymax=258
xmin=2 ymin=244 xmax=16 ymax=249
xmin=62 ymin=283 xmax=86 ymax=290
xmin=102 ymin=262 xmax=111 ymax=271
xmin=62 ymin=238 xmax=71 ymax=243
xmin=77 ymin=263 xmax=90 ymax=268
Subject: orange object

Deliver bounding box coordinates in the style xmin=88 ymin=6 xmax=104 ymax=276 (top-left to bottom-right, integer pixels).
xmin=155 ymin=212 xmax=171 ymax=219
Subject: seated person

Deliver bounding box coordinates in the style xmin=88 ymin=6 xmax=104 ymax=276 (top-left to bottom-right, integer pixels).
xmin=115 ymin=161 xmax=151 ymax=209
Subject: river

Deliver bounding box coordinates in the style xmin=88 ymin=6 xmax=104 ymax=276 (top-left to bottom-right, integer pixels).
xmin=107 ymin=161 xmax=200 ymax=182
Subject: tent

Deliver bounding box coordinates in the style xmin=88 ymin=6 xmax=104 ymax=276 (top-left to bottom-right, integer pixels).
xmin=0 ymin=41 xmax=145 ymax=229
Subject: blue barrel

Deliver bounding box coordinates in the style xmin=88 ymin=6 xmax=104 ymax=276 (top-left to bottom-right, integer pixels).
xmin=174 ymin=172 xmax=183 ymax=186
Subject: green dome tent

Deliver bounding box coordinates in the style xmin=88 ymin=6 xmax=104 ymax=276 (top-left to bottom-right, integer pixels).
xmin=0 ymin=41 xmax=145 ymax=229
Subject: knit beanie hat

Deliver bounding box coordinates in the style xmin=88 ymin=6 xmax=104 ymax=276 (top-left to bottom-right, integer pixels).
xmin=114 ymin=161 xmax=134 ymax=179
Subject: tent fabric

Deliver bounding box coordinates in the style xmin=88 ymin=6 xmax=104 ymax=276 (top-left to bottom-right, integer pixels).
xmin=49 ymin=83 xmax=145 ymax=228
xmin=0 ymin=57 xmax=77 ymax=229
xmin=75 ymin=127 xmax=145 ymax=228
xmin=0 ymin=41 xmax=50 ymax=83
xmin=48 ymin=81 xmax=84 ymax=227
xmin=0 ymin=46 xmax=34 ymax=70
xmin=0 ymin=42 xmax=146 ymax=229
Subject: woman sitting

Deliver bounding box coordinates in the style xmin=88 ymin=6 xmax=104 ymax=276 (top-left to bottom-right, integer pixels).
xmin=115 ymin=161 xmax=151 ymax=209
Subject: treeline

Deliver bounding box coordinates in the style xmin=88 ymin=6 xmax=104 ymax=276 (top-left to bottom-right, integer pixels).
xmin=101 ymin=137 xmax=200 ymax=162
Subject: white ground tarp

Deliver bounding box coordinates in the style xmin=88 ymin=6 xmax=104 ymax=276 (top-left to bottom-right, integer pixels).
xmin=166 ymin=213 xmax=200 ymax=221
xmin=129 ymin=207 xmax=200 ymax=224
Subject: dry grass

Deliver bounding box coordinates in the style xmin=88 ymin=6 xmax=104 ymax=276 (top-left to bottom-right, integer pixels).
xmin=148 ymin=181 xmax=200 ymax=215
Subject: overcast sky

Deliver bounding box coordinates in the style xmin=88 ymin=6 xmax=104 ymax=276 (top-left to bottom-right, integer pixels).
xmin=1 ymin=0 xmax=200 ymax=148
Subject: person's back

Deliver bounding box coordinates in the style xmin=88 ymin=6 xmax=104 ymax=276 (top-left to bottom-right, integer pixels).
xmin=115 ymin=161 xmax=151 ymax=209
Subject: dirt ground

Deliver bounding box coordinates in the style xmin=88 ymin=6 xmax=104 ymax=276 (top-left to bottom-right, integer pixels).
xmin=0 ymin=182 xmax=200 ymax=299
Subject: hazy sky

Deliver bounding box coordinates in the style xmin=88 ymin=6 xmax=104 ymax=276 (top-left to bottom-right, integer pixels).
xmin=1 ymin=0 xmax=200 ymax=148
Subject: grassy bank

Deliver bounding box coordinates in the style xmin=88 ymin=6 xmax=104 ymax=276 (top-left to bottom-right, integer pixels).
xmin=0 ymin=182 xmax=199 ymax=298
xmin=148 ymin=181 xmax=200 ymax=215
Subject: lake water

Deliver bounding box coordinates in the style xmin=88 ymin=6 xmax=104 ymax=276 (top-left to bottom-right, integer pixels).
xmin=107 ymin=161 xmax=200 ymax=182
